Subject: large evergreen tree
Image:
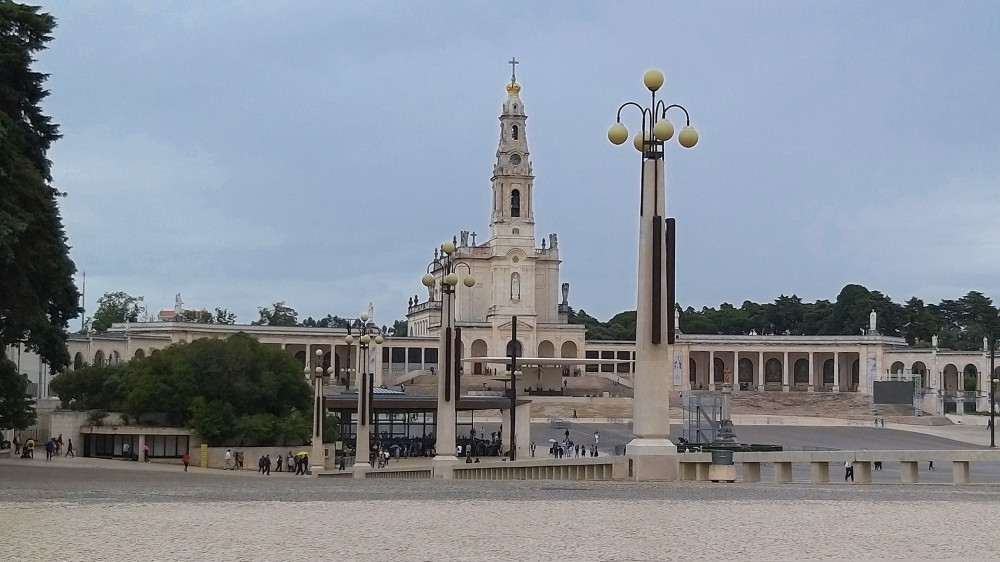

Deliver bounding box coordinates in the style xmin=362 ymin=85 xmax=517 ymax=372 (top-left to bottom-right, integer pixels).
xmin=0 ymin=2 xmax=80 ymax=371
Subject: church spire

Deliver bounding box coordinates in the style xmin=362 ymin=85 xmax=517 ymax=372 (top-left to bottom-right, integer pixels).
xmin=490 ymin=61 xmax=534 ymax=240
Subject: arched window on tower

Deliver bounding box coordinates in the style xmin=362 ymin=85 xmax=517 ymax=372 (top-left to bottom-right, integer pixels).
xmin=511 ymin=189 xmax=521 ymax=218
xmin=512 ymin=125 xmax=519 ymax=140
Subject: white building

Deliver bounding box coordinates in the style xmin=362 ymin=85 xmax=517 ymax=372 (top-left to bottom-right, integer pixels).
xmin=404 ymin=74 xmax=586 ymax=389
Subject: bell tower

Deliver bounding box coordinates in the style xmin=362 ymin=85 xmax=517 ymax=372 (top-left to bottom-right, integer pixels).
xmin=489 ymin=58 xmax=535 ymax=242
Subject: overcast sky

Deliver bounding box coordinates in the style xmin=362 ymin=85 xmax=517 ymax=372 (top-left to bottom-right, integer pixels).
xmin=37 ymin=1 xmax=1000 ymax=327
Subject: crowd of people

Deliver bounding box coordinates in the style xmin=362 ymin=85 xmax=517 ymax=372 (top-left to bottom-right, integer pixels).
xmin=219 ymin=449 xmax=314 ymax=475
xmin=10 ymin=433 xmax=75 ymax=460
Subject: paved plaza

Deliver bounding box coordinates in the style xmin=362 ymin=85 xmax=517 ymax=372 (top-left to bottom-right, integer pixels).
xmin=4 ymin=457 xmax=1000 ymax=561
xmin=5 ymin=423 xmax=1000 ymax=561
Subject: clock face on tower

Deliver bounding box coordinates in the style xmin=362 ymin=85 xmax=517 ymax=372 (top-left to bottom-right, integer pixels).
xmin=509 ymin=153 xmax=521 ymax=165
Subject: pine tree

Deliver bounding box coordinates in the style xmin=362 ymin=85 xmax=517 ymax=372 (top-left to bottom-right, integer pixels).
xmin=0 ymin=2 xmax=81 ymax=372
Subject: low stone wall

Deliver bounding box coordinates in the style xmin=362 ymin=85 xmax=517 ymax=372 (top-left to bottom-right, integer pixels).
xmin=677 ymin=449 xmax=1000 ymax=485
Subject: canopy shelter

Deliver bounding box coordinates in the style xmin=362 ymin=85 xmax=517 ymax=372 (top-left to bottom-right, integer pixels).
xmin=323 ymin=387 xmax=529 ymax=451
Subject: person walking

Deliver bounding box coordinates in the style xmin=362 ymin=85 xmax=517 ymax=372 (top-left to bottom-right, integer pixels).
xmin=530 ymin=441 xmax=536 ymax=457
xmin=275 ymin=454 xmax=283 ymax=472
xmin=928 ymin=460 xmax=935 ymax=471
xmin=12 ymin=433 xmax=20 ymax=455
xmin=263 ymin=454 xmax=271 ymax=475
xmin=182 ymin=452 xmax=190 ymax=471
xmin=44 ymin=438 xmax=55 ymax=461
xmin=844 ymin=459 xmax=854 ymax=482
xmin=224 ymin=449 xmax=233 ymax=470
xmin=65 ymin=439 xmax=75 ymax=458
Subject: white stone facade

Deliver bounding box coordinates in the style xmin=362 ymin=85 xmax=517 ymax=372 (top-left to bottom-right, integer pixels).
xmin=404 ymin=76 xmax=587 ymax=376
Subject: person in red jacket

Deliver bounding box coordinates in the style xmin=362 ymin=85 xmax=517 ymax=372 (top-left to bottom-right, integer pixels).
xmin=182 ymin=452 xmax=190 ymax=471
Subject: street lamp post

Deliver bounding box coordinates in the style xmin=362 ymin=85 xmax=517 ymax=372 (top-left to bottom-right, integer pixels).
xmin=607 ymin=69 xmax=698 ymax=481
xmin=990 ymin=330 xmax=996 ymax=448
xmin=505 ymin=315 xmax=523 ymax=461
xmin=422 ymin=240 xmax=475 ymax=478
xmin=345 ymin=313 xmax=383 ymax=476
xmin=308 ymin=347 xmax=332 ymax=474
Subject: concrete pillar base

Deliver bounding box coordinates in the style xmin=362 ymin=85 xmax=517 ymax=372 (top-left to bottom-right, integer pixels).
xmin=901 ymin=461 xmax=919 ymax=483
xmin=696 ymin=462 xmax=710 ymax=481
xmin=431 ymin=455 xmax=459 ymax=480
xmin=626 ymin=438 xmax=678 ymax=481
xmin=782 ymin=385 xmax=789 ymax=392
xmin=809 ymin=461 xmax=830 ymax=483
xmin=953 ymin=460 xmax=970 ymax=484
xmin=855 ymin=461 xmax=872 ymax=484
xmin=680 ymin=462 xmax=698 ymax=481
xmin=708 ymin=464 xmax=736 ymax=483
xmin=352 ymin=462 xmax=371 ymax=479
xmin=775 ymin=461 xmax=793 ymax=482
xmin=742 ymin=462 xmax=761 ymax=482
xmin=807 ymin=385 xmax=815 ymax=392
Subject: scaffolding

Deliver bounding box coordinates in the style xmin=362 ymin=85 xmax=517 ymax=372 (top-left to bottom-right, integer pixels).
xmin=681 ymin=394 xmax=721 ymax=444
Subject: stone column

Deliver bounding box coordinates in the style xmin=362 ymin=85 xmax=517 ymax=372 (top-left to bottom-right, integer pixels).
xmin=733 ymin=350 xmax=740 ymax=390
xmin=708 ymin=350 xmax=715 ymax=391
xmin=432 ymin=289 xmax=459 ymax=479
xmin=515 ymin=402 xmax=531 ymax=460
xmin=352 ymin=346 xmax=371 ymax=478
xmin=310 ymin=370 xmax=325 ymax=474
xmin=758 ymin=351 xmax=764 ymax=391
xmin=782 ymin=351 xmax=789 ymax=391
xmin=626 ymin=157 xmax=677 ymax=481
xmin=373 ymin=344 xmax=383 ymax=387
xmin=501 ymin=408 xmax=512 ymax=458
xmin=808 ymin=352 xmax=815 ymax=392
xmin=833 ymin=351 xmax=840 ymax=392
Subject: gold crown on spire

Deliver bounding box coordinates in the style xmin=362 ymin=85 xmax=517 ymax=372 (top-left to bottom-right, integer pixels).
xmin=506 ymin=79 xmax=521 ymax=95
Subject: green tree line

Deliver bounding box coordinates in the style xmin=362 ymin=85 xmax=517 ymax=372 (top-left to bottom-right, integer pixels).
xmin=571 ymin=284 xmax=1000 ymax=351
xmin=49 ymin=333 xmax=332 ymax=446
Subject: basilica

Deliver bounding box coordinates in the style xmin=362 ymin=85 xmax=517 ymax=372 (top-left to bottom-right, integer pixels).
xmin=403 ymin=71 xmax=587 ymax=388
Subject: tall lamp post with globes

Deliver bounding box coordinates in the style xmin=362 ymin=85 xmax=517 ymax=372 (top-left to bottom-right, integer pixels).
xmin=344 ymin=312 xmax=383 ymax=475
xmin=990 ymin=328 xmax=996 ymax=448
xmin=422 ymin=240 xmax=475 ymax=478
xmin=607 ymin=69 xmax=698 ymax=480
xmin=307 ymin=347 xmax=333 ymax=474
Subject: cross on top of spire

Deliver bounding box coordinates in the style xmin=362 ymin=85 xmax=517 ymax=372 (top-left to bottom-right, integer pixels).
xmin=509 ymin=57 xmax=519 ymax=81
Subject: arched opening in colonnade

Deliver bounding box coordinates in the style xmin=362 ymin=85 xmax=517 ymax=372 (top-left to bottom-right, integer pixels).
xmin=713 ymin=357 xmax=725 ymax=384
xmin=943 ymin=364 xmax=960 ymax=393
xmin=793 ymin=359 xmax=809 ymax=387
xmin=912 ymin=361 xmax=928 ymax=388
xmin=764 ymin=358 xmax=782 ymax=388
xmin=134 ymin=348 xmax=146 ymax=359
xmin=738 ymin=358 xmax=754 ymax=389
xmin=93 ymin=350 xmax=105 ymax=367
xmin=823 ymin=359 xmax=834 ymax=388
xmin=538 ymin=340 xmax=555 ymax=358
xmin=963 ymin=363 xmax=979 ymax=392
xmin=471 ymin=339 xmax=488 ymax=375
xmin=73 ymin=352 xmax=84 ymax=370
xmin=890 ymin=361 xmax=905 ymax=374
